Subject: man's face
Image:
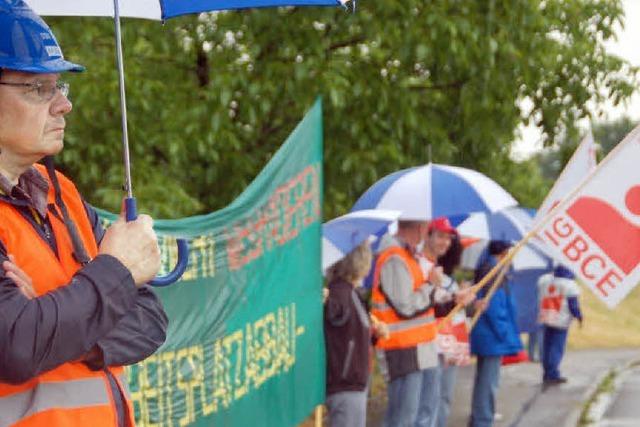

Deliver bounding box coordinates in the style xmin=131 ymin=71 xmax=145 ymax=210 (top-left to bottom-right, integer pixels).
xmin=0 ymin=70 xmax=72 ymax=166
xmin=426 ymin=229 xmax=452 ymax=257
xmin=403 ymin=222 xmax=429 ymax=249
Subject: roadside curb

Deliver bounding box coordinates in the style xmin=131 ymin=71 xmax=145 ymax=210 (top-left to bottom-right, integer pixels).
xmin=562 ymin=358 xmax=640 ymax=427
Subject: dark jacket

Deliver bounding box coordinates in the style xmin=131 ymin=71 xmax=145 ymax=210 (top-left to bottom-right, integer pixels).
xmin=324 ymin=279 xmax=371 ymax=395
xmin=470 ymin=258 xmax=522 ymax=357
xmin=0 ymin=168 xmax=168 ymax=427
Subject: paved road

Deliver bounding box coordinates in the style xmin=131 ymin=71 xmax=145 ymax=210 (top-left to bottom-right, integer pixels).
xmin=450 ymin=348 xmax=638 ymax=427
xmin=364 ymin=348 xmax=639 ymax=427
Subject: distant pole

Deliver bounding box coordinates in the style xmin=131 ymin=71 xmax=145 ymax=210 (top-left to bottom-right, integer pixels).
xmin=428 ymin=144 xmax=433 ymax=163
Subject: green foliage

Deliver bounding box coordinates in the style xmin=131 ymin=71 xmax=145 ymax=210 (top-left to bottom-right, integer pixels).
xmin=47 ymin=0 xmax=637 ymax=218
xmin=593 ymin=115 xmax=638 ymax=158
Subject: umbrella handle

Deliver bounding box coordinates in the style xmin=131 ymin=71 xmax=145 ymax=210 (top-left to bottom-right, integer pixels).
xmin=125 ymin=197 xmax=189 ymax=287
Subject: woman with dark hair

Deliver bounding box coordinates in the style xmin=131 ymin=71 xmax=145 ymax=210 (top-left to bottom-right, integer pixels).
xmin=415 ymin=218 xmax=474 ymax=427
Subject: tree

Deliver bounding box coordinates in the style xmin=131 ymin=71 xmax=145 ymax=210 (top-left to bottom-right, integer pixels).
xmin=535 ymin=115 xmax=637 ymax=186
xmin=593 ymin=116 xmax=637 ymax=158
xmin=47 ymin=0 xmax=637 ymax=218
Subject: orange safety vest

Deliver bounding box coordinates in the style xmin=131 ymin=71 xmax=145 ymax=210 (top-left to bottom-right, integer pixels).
xmin=371 ymin=246 xmax=436 ymax=350
xmin=0 ymin=164 xmax=135 ymax=427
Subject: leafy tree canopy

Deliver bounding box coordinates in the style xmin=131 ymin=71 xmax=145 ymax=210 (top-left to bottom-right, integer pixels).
xmin=48 ymin=0 xmax=637 ymax=218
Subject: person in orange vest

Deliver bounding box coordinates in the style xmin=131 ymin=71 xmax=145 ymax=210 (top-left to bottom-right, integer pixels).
xmin=372 ymin=219 xmax=472 ymax=427
xmin=0 ymin=2 xmax=167 ymax=426
xmin=537 ymin=264 xmax=583 ymax=386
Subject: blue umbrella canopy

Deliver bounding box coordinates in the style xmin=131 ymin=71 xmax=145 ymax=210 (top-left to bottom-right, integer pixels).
xmin=352 ymin=163 xmax=518 ymax=221
xmin=26 ymin=0 xmax=347 ymax=20
xmin=322 ymin=210 xmax=400 ymax=272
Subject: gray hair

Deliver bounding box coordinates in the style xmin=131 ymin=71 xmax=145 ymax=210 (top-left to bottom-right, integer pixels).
xmin=326 ymin=241 xmax=372 ymax=284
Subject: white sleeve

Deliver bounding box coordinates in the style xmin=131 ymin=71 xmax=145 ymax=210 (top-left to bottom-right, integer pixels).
xmin=563 ymin=279 xmax=580 ymax=297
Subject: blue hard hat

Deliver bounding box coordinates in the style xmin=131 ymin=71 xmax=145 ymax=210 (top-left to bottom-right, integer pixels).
xmin=0 ymin=0 xmax=84 ymax=73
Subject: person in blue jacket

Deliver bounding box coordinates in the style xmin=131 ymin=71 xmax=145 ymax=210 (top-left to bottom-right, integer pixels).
xmin=468 ymin=241 xmax=522 ymax=427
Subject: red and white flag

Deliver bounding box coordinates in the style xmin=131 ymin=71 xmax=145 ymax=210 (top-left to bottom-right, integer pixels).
xmin=537 ymin=125 xmax=640 ymax=308
xmin=534 ymin=132 xmax=597 ymax=224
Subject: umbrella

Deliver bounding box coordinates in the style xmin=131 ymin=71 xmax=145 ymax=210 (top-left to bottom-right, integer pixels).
xmin=455 ymin=206 xmax=536 ymax=241
xmin=460 ymin=238 xmax=552 ymax=272
xmin=24 ymin=0 xmax=348 ymax=285
xmin=351 ymin=163 xmax=518 ymax=221
xmin=26 ymin=0 xmax=348 ymax=20
xmin=457 ymin=207 xmax=553 ymax=272
xmin=322 ymin=209 xmax=400 ymax=272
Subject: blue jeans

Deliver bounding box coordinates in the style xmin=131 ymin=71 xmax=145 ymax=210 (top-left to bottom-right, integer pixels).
xmin=384 ymin=370 xmax=423 ymax=427
xmin=435 ymin=359 xmax=457 ymax=427
xmin=527 ymin=328 xmax=543 ymax=362
xmin=415 ymin=366 xmax=440 ymax=427
xmin=542 ymin=326 xmax=568 ymax=380
xmin=326 ymin=390 xmax=367 ymax=427
xmin=469 ymin=355 xmax=501 ymax=427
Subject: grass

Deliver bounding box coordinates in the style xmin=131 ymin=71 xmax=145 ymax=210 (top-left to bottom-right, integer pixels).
xmin=568 ymin=284 xmax=640 ymax=349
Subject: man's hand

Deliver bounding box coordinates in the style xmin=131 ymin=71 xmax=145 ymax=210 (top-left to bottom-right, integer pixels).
xmin=370 ymin=314 xmax=390 ymax=339
xmin=454 ymin=287 xmax=476 ymax=306
xmin=428 ymin=266 xmax=444 ymax=287
xmin=98 ymin=214 xmax=161 ymax=286
xmin=2 ymin=254 xmax=36 ymax=299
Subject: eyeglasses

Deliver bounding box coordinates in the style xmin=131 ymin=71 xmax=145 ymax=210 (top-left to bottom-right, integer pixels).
xmin=0 ymin=80 xmax=69 ymax=103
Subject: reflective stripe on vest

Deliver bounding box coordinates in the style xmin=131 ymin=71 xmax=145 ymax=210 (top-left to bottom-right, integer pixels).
xmin=0 ymin=164 xmax=135 ymax=426
xmin=371 ymin=245 xmax=436 ymax=350
xmin=0 ymin=378 xmax=111 ymax=426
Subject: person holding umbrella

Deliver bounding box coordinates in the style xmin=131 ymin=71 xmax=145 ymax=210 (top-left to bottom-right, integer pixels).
xmin=0 ymin=2 xmax=167 ymax=426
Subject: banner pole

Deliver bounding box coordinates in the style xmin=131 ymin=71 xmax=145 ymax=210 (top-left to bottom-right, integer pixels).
xmin=315 ymin=405 xmax=323 ymax=427
xmin=468 ymin=261 xmax=511 ymax=330
xmin=438 ymin=232 xmax=529 ymax=328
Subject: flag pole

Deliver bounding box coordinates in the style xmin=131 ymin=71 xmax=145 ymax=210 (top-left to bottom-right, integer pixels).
xmin=468 ymin=261 xmax=511 ymax=330
xmin=440 ymin=123 xmax=640 ymax=327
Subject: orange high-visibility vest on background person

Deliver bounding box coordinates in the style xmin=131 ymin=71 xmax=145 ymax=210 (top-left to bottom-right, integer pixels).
xmin=371 ymin=246 xmax=436 ymax=350
xmin=0 ymin=164 xmax=135 ymax=427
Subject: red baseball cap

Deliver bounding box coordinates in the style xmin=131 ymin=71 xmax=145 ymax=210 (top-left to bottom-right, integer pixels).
xmin=428 ymin=217 xmax=456 ymax=234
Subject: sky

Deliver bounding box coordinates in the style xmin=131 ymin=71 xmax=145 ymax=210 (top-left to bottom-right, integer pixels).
xmin=510 ymin=0 xmax=640 ymax=160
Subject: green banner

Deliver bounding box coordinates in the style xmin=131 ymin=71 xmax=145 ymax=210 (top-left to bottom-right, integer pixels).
xmin=100 ymin=100 xmax=325 ymax=427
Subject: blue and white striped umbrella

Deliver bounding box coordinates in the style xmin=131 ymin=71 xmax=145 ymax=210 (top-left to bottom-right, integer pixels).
xmin=352 ymin=163 xmax=517 ymax=220
xmin=455 ymin=206 xmax=535 ymax=241
xmin=27 ymin=0 xmax=346 ymax=20
xmin=458 ymin=207 xmax=553 ymax=272
xmin=322 ymin=210 xmax=400 ymax=272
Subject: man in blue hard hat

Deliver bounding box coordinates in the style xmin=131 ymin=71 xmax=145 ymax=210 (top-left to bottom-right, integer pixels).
xmin=0 ymin=1 xmax=167 ymax=425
